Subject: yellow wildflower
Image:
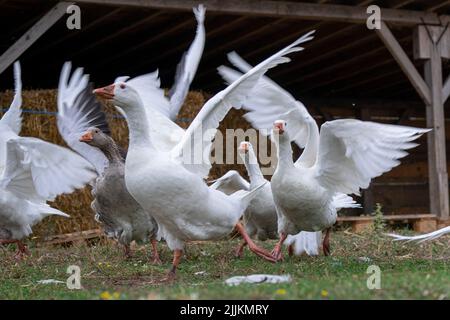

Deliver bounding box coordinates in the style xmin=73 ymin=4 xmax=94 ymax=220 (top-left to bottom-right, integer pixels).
xmin=275 ymin=289 xmax=287 ymax=295
xmin=100 ymin=291 xmax=112 ymax=300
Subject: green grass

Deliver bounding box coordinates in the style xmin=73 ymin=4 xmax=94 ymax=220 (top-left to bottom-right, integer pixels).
xmin=1 ymin=228 xmax=449 ymax=300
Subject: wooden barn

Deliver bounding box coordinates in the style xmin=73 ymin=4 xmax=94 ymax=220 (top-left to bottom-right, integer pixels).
xmin=1 ymin=0 xmax=450 ymax=237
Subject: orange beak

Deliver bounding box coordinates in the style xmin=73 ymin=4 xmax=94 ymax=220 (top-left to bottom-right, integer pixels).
xmin=79 ymin=131 xmax=93 ymax=143
xmin=93 ymin=84 xmax=115 ymax=100
xmin=274 ymin=122 xmax=285 ymax=134
xmin=239 ymin=143 xmax=249 ymax=153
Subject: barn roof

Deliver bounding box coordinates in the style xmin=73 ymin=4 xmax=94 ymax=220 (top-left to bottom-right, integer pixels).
xmin=1 ymin=0 xmax=450 ymax=106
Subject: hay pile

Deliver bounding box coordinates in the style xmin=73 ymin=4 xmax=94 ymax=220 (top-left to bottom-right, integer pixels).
xmin=0 ymin=89 xmax=261 ymax=237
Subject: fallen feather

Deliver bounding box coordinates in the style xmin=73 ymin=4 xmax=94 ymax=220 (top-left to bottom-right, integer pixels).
xmin=358 ymin=256 xmax=372 ymax=263
xmin=225 ymin=274 xmax=291 ymax=286
xmin=37 ymin=279 xmax=65 ymax=285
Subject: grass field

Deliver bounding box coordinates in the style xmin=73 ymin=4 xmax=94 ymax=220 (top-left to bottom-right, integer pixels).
xmin=1 ymin=227 xmax=449 ymax=300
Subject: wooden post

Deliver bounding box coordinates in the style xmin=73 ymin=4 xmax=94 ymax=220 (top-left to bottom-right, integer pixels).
xmin=378 ymin=22 xmax=449 ymax=221
xmin=424 ymin=43 xmax=449 ymax=221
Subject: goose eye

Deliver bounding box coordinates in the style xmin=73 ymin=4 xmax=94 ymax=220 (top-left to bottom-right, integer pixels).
xmin=120 ymin=84 xmax=126 ymax=89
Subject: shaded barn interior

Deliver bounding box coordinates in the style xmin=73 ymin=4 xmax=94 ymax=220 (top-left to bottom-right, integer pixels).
xmin=1 ymin=0 xmax=450 ymax=224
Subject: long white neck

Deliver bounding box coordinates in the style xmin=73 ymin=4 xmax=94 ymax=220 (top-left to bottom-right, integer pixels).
xmin=275 ymin=134 xmax=294 ymax=172
xmin=119 ymin=98 xmax=153 ymax=150
xmin=298 ymin=118 xmax=320 ymax=167
xmin=243 ymin=149 xmax=265 ymax=187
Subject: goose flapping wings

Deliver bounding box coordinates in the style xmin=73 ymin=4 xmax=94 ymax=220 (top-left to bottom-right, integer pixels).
xmin=168 ymin=4 xmax=206 ymax=119
xmin=57 ymin=62 xmax=111 ymax=175
xmin=170 ymin=31 xmax=316 ymax=178
xmin=1 ymin=137 xmax=97 ymax=202
xmin=218 ymin=48 xmax=429 ymax=196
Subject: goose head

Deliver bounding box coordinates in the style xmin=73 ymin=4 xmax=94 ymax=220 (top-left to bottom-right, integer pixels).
xmin=238 ymin=141 xmax=251 ymax=155
xmin=93 ymin=82 xmax=141 ymax=110
xmin=238 ymin=141 xmax=259 ymax=166
xmin=79 ymin=127 xmax=111 ymax=149
xmin=273 ymin=120 xmax=287 ymax=135
xmin=272 ymin=119 xmax=290 ymax=146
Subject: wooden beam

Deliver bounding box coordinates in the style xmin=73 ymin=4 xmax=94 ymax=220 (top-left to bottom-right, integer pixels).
xmin=74 ymin=0 xmax=448 ymax=25
xmin=0 ymin=2 xmax=73 ymax=74
xmin=424 ymin=43 xmax=450 ymax=221
xmin=397 ymin=108 xmax=412 ymax=124
xmin=376 ymin=21 xmax=431 ymax=105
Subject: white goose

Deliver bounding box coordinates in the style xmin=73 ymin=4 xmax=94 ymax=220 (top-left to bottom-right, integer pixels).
xmin=93 ymin=32 xmax=314 ymax=277
xmin=219 ymin=53 xmax=429 ymax=260
xmin=57 ymin=63 xmax=161 ymax=262
xmin=0 ymin=62 xmax=96 ymax=258
xmin=211 ymin=141 xmax=321 ymax=257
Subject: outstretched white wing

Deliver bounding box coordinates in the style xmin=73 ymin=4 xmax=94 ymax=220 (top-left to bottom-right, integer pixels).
xmin=0 ymin=61 xmax=22 ymax=134
xmin=0 ymin=62 xmax=23 ymax=174
xmin=314 ymin=119 xmax=430 ymax=195
xmin=217 ymin=39 xmax=314 ymax=151
xmin=172 ymin=32 xmax=315 ymax=178
xmin=57 ymin=62 xmax=110 ymax=175
xmin=0 ymin=137 xmax=96 ymax=202
xmin=168 ymin=4 xmax=206 ymax=120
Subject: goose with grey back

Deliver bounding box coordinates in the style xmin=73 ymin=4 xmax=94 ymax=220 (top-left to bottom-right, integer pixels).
xmin=0 ymin=62 xmax=96 ymax=259
xmin=218 ymin=53 xmax=429 ymax=260
xmin=57 ymin=63 xmax=161 ymax=262
xmin=79 ymin=127 xmax=160 ymax=261
xmin=93 ymin=33 xmax=316 ymax=279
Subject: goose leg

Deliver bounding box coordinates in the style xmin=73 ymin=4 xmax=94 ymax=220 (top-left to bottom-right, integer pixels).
xmin=288 ymin=244 xmax=294 ymax=257
xmin=164 ymin=249 xmax=183 ymax=281
xmin=14 ymin=241 xmax=30 ymax=260
xmin=323 ymin=228 xmax=331 ymax=256
xmin=235 ymin=223 xmax=276 ymax=263
xmin=1 ymin=239 xmax=30 ymax=259
xmin=271 ymin=233 xmax=288 ymax=261
xmin=234 ymin=240 xmax=247 ymax=258
xmin=150 ymin=238 xmax=162 ymax=265
xmin=123 ymin=244 xmax=132 ymax=259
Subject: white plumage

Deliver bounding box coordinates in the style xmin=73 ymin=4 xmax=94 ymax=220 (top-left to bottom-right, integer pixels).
xmin=219 ymin=52 xmax=427 ymax=259
xmin=387 ymin=226 xmax=450 ymax=243
xmin=57 ymin=63 xmax=161 ymax=261
xmin=0 ymin=62 xmax=96 ymax=257
xmin=94 ymin=33 xmax=315 ymax=276
xmin=211 ymin=141 xmax=321 ymax=257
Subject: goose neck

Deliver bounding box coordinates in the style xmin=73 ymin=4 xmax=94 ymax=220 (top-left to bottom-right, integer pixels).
xmin=244 ymin=150 xmax=265 ymax=186
xmin=121 ymin=102 xmax=153 ymax=150
xmin=300 ymin=119 xmax=320 ymax=167
xmin=99 ymin=139 xmax=123 ymax=164
xmin=276 ymin=135 xmax=294 ymax=170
